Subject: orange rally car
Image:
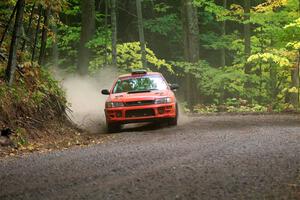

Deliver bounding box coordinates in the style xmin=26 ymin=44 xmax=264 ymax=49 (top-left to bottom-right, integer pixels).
xmin=101 ymin=70 xmax=179 ymax=133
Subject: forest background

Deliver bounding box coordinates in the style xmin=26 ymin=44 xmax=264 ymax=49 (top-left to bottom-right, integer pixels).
xmin=1 ymin=0 xmax=300 ymax=117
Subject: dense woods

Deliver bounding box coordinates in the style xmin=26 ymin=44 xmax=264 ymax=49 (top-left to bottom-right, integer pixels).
xmin=1 ymin=0 xmax=300 ymax=112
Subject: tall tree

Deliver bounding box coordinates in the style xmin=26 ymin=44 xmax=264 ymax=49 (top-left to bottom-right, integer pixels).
xmin=220 ymin=0 xmax=227 ymax=67
xmin=290 ymin=1 xmax=300 ymax=108
xmin=290 ymin=59 xmax=299 ymax=108
xmin=5 ymin=0 xmax=25 ymax=86
xmin=244 ymin=0 xmax=251 ymax=73
xmin=38 ymin=8 xmax=50 ymax=65
xmin=21 ymin=3 xmax=35 ymax=51
xmin=181 ymin=0 xmax=199 ymax=109
xmin=104 ymin=0 xmax=109 ymax=65
xmin=136 ymin=0 xmax=147 ymax=68
xmin=51 ymin=18 xmax=59 ymax=68
xmin=31 ymin=5 xmax=42 ymax=62
xmin=77 ymin=0 xmax=95 ymax=75
xmin=111 ymin=0 xmax=117 ymax=66
xmin=182 ymin=0 xmax=199 ymax=62
xmin=0 ymin=3 xmax=17 ymax=48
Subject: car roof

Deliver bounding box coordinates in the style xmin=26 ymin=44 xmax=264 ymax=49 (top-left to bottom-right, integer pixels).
xmin=118 ymin=72 xmax=162 ymax=79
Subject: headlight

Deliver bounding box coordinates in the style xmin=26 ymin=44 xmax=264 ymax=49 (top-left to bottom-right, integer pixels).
xmin=155 ymin=97 xmax=172 ymax=104
xmin=106 ymin=102 xmax=124 ymax=108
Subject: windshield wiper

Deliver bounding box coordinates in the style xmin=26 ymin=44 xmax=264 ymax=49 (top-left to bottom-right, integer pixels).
xmin=128 ymin=90 xmax=151 ymax=94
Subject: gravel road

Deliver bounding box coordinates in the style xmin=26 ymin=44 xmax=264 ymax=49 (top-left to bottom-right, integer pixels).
xmin=0 ymin=114 xmax=300 ymax=200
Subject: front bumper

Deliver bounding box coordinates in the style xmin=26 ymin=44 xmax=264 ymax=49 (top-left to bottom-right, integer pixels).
xmin=105 ymin=103 xmax=176 ymax=124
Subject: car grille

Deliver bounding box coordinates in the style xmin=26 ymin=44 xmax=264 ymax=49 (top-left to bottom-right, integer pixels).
xmin=124 ymin=100 xmax=155 ymax=107
xmin=125 ymin=109 xmax=155 ymax=118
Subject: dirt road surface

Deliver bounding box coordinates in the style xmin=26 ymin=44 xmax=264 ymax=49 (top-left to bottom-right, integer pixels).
xmin=0 ymin=114 xmax=300 ymax=200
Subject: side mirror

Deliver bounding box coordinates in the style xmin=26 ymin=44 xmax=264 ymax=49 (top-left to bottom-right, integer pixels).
xmin=101 ymin=89 xmax=110 ymax=95
xmin=170 ymin=84 xmax=179 ymax=91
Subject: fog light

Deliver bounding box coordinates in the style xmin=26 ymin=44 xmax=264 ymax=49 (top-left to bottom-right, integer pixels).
xmin=116 ymin=111 xmax=122 ymax=118
xmin=165 ymin=106 xmax=172 ymax=113
xmin=158 ymin=107 xmax=165 ymax=114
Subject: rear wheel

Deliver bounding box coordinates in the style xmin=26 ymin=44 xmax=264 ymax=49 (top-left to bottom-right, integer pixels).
xmin=107 ymin=123 xmax=121 ymax=133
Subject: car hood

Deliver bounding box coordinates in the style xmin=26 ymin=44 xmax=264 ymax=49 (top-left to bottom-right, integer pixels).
xmin=108 ymin=90 xmax=172 ymax=102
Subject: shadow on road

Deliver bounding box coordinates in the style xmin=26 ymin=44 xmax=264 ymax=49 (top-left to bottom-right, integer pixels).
xmin=121 ymin=122 xmax=170 ymax=132
xmin=99 ymin=122 xmax=171 ymax=135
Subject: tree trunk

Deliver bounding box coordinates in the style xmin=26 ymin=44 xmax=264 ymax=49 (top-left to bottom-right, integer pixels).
xmin=220 ymin=0 xmax=227 ymax=67
xmin=0 ymin=2 xmax=18 ymax=48
xmin=182 ymin=0 xmax=199 ymax=62
xmin=51 ymin=17 xmax=59 ymax=68
xmin=136 ymin=0 xmax=147 ymax=68
xmin=291 ymin=59 xmax=299 ymax=108
xmin=5 ymin=0 xmax=25 ymax=86
xmin=269 ymin=63 xmax=277 ymax=104
xmin=244 ymin=0 xmax=251 ymax=73
xmin=77 ymin=0 xmax=95 ymax=75
xmin=38 ymin=8 xmax=50 ymax=66
xmin=111 ymin=0 xmax=117 ymax=66
xmin=104 ymin=0 xmax=109 ymax=65
xmin=31 ymin=5 xmax=42 ymax=62
xmin=97 ymin=0 xmax=104 ymax=11
xmin=21 ymin=3 xmax=35 ymax=51
xmin=290 ymin=1 xmax=300 ymax=108
xmin=181 ymin=0 xmax=200 ymax=110
xmin=243 ymin=0 xmax=252 ymax=101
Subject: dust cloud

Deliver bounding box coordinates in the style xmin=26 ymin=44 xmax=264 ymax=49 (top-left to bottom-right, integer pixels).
xmin=54 ymin=67 xmax=118 ymax=133
xmin=178 ymin=106 xmax=190 ymax=125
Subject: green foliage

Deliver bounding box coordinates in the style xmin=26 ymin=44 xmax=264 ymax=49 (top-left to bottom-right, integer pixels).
xmin=0 ymin=0 xmax=16 ymax=22
xmin=193 ymin=0 xmax=230 ymax=21
xmin=143 ymin=12 xmax=182 ymax=50
xmin=172 ymin=61 xmax=249 ymax=104
xmin=153 ymin=2 xmax=171 ymax=13
xmin=144 ymin=14 xmax=181 ymax=37
xmin=192 ymin=100 xmax=268 ymax=114
xmin=172 ymin=54 xmax=296 ymax=111
xmin=194 ymin=104 xmax=218 ymax=113
xmin=90 ymin=42 xmax=173 ymax=74
xmin=4 ymin=0 xmax=299 ymax=114
xmin=284 ymin=18 xmax=300 ymax=50
xmin=200 ymin=31 xmax=239 ymax=50
xmin=57 ymin=25 xmax=80 ymax=52
xmin=11 ymin=128 xmax=28 ymax=148
xmin=225 ymin=104 xmax=268 ymax=113
xmin=193 ymin=99 xmax=268 ymax=114
xmin=62 ymin=0 xmax=80 ymax=16
xmin=247 ymin=53 xmax=291 ymax=68
xmin=55 ymin=24 xmax=81 ymax=70
xmin=0 ymin=62 xmax=67 ymax=130
xmin=87 ymin=28 xmax=111 ymax=49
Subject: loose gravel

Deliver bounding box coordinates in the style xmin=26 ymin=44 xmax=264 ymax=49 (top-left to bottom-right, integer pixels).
xmin=0 ymin=114 xmax=299 ymax=200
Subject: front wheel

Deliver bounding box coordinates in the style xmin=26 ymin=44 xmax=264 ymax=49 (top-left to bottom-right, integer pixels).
xmin=168 ymin=103 xmax=178 ymax=126
xmin=107 ymin=123 xmax=121 ymax=133
xmin=168 ymin=117 xmax=177 ymax=126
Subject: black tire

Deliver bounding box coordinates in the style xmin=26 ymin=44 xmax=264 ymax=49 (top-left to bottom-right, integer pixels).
xmin=107 ymin=123 xmax=121 ymax=133
xmin=168 ymin=103 xmax=178 ymax=126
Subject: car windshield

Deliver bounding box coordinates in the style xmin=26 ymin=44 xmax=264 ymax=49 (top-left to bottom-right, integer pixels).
xmin=113 ymin=75 xmax=168 ymax=94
